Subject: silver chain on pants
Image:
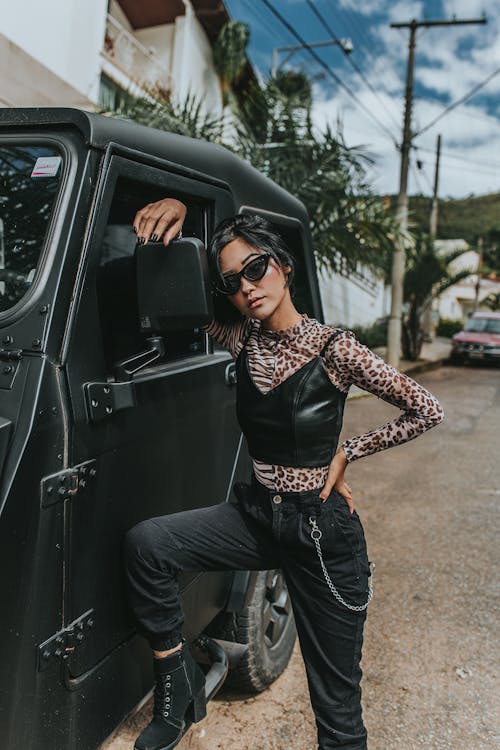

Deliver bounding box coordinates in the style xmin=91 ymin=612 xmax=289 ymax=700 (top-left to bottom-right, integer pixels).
xmin=309 ymin=516 xmax=374 ymax=612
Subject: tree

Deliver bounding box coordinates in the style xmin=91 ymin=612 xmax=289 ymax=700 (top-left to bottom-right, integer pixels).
xmin=99 ymin=87 xmax=224 ymax=142
xmin=212 ymin=20 xmax=250 ymax=108
xmin=402 ymin=236 xmax=473 ymax=360
xmin=234 ymin=73 xmax=407 ymax=276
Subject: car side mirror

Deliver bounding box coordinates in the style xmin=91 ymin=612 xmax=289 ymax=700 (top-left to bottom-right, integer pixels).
xmin=135 ymin=237 xmax=213 ymax=333
xmin=113 ymin=239 xmax=213 ymax=381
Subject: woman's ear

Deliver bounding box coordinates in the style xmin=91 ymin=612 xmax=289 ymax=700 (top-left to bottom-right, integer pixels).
xmin=282 ymin=263 xmax=292 ymax=288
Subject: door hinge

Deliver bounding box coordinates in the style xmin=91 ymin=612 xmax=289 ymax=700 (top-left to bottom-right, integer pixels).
xmin=41 ymin=459 xmax=97 ymax=508
xmin=83 ymin=381 xmax=136 ymax=422
xmin=38 ymin=609 xmax=95 ymax=671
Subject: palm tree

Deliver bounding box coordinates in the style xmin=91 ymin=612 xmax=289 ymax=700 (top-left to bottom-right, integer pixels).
xmin=482 ymin=291 xmax=500 ymax=311
xmin=212 ymin=20 xmax=250 ymax=108
xmin=402 ymin=235 xmax=473 ymax=360
xmin=99 ymin=87 xmax=225 ymax=142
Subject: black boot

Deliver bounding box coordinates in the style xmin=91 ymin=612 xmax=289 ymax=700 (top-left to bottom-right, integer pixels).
xmin=134 ymin=640 xmax=207 ymax=750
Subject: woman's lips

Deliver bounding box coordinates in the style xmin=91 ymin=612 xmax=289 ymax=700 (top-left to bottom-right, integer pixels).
xmin=248 ymin=297 xmax=264 ymax=309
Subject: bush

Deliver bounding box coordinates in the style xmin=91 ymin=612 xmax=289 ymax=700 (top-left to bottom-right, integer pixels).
xmin=348 ymin=318 xmax=388 ymax=348
xmin=437 ymin=317 xmax=464 ymax=337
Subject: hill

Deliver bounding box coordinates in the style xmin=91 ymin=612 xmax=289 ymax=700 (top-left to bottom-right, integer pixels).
xmin=401 ymin=192 xmax=500 ymax=245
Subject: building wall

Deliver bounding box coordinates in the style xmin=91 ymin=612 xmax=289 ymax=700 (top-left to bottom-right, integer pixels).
xmin=135 ymin=24 xmax=175 ymax=86
xmin=0 ymin=0 xmax=108 ymax=102
xmin=0 ymin=33 xmax=92 ymax=107
xmin=171 ymin=8 xmax=222 ymax=116
xmin=319 ymin=268 xmax=390 ymax=328
xmin=0 ymin=0 xmax=222 ymax=114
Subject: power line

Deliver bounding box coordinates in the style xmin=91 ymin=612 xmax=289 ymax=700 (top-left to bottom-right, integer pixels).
xmin=324 ymin=1 xmax=405 ymax=107
xmin=305 ymin=0 xmax=401 ymax=131
xmin=413 ymin=96 xmax=498 ymax=125
xmin=415 ymin=156 xmax=499 ymax=178
xmin=259 ymin=0 xmax=399 ymax=147
xmin=414 ymin=64 xmax=500 ymax=137
xmin=415 ymin=145 xmax=500 ymax=171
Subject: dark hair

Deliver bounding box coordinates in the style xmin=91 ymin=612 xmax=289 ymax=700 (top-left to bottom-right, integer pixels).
xmin=208 ymin=213 xmax=296 ymax=323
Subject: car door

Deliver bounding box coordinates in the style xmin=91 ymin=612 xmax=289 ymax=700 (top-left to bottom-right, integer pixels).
xmin=63 ymin=155 xmax=247 ymax=677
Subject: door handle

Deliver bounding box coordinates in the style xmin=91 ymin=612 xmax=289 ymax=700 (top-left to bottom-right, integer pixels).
xmin=225 ymin=362 xmax=237 ymax=386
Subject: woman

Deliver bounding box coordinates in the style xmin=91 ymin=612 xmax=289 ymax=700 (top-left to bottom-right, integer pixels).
xmin=125 ymin=198 xmax=445 ymax=750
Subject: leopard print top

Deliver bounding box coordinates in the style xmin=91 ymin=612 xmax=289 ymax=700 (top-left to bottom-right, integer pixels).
xmin=205 ymin=313 xmax=444 ymax=492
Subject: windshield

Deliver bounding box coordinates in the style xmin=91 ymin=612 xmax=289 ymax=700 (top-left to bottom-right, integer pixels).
xmin=464 ymin=316 xmax=500 ymax=334
xmin=0 ymin=144 xmax=63 ymax=313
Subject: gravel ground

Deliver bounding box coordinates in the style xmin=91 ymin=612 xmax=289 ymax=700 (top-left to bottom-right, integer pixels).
xmin=103 ymin=364 xmax=499 ymax=750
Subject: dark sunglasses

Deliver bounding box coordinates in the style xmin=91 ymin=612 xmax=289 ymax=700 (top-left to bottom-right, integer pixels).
xmin=214 ymin=253 xmax=271 ymax=296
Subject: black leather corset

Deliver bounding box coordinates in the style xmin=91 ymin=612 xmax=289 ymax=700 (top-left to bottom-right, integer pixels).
xmin=235 ymin=330 xmax=347 ymax=467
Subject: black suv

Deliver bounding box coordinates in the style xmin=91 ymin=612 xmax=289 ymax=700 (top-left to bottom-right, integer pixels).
xmin=0 ymin=108 xmax=324 ymax=750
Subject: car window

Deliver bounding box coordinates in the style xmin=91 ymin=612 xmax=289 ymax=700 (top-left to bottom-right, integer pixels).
xmin=464 ymin=317 xmax=500 ymax=334
xmin=96 ymin=176 xmax=207 ymax=374
xmin=0 ymin=143 xmax=63 ymax=312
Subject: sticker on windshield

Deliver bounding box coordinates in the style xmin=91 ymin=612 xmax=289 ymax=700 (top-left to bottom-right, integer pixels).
xmin=31 ymin=156 xmax=62 ymax=178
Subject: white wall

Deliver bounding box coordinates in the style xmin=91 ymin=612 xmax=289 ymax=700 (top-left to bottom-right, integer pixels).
xmin=0 ymin=0 xmax=108 ymax=101
xmin=171 ymin=7 xmax=222 ymax=116
xmin=135 ymin=24 xmax=175 ymax=82
xmin=319 ymin=268 xmax=390 ymax=328
xmin=0 ymin=33 xmax=93 ymax=107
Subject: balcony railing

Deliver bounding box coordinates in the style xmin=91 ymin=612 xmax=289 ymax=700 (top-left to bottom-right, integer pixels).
xmin=102 ymin=13 xmax=171 ymax=91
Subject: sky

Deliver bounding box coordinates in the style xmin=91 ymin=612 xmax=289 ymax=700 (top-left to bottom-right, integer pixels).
xmin=224 ymin=0 xmax=500 ymax=200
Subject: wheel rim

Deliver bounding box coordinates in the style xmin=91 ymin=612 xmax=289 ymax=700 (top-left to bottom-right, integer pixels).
xmin=262 ymin=570 xmax=292 ymax=649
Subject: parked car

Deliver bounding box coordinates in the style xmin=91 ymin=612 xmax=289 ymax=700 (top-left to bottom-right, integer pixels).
xmin=0 ymin=108 xmax=325 ymax=750
xmin=450 ymin=311 xmax=500 ymax=364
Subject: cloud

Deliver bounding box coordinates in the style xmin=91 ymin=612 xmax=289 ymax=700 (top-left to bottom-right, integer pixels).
xmin=337 ymin=0 xmax=388 ymax=16
xmin=388 ymin=1 xmax=425 ymax=23
xmin=311 ymin=76 xmax=500 ymax=199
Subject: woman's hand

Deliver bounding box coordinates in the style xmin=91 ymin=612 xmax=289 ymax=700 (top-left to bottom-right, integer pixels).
xmin=319 ymin=447 xmax=354 ymax=513
xmin=133 ymin=198 xmax=187 ymax=246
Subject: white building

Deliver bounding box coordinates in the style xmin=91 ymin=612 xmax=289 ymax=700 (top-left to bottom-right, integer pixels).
xmin=0 ymin=0 xmax=253 ymax=116
xmin=319 ymin=264 xmax=390 ymax=328
xmin=435 ymin=240 xmax=500 ymax=320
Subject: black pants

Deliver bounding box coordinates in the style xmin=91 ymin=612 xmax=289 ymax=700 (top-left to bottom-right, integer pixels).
xmin=124 ymin=475 xmax=372 ymax=749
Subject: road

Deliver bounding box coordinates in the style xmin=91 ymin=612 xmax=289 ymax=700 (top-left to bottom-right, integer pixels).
xmin=103 ymin=363 xmax=499 ymax=750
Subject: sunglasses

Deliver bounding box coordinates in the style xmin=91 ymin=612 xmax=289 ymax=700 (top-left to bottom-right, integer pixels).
xmin=215 ymin=253 xmax=271 ymax=296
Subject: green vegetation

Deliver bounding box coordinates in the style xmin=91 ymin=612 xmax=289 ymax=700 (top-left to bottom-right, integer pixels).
xmin=437 ymin=318 xmax=464 ymax=337
xmin=348 ymin=319 xmax=388 ymax=349
xmin=395 ymin=193 xmax=500 ymax=274
xmin=401 ymin=236 xmax=471 ymax=360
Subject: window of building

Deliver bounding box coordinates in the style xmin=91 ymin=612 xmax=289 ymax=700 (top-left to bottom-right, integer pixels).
xmin=98 ymin=74 xmax=128 ymax=111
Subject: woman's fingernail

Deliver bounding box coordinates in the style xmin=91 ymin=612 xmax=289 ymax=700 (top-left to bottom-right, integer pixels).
xmin=151 ymin=234 xmax=158 ymax=242
xmin=133 ymin=226 xmax=137 ymax=233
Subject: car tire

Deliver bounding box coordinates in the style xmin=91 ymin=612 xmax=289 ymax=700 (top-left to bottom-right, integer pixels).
xmin=214 ymin=569 xmax=296 ymax=694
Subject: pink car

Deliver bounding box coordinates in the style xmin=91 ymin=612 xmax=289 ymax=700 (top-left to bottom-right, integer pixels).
xmin=451 ymin=311 xmax=500 ymax=364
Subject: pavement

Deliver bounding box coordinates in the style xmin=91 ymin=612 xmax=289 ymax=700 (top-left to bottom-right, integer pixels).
xmin=347 ymin=336 xmax=452 ymax=400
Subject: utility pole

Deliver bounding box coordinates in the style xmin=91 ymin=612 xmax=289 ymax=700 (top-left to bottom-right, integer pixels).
xmin=429 ymin=133 xmax=441 ymax=240
xmin=387 ymin=16 xmax=487 ymax=366
xmin=473 ymin=237 xmax=484 ymax=312
xmin=422 ymin=133 xmax=442 ymax=340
